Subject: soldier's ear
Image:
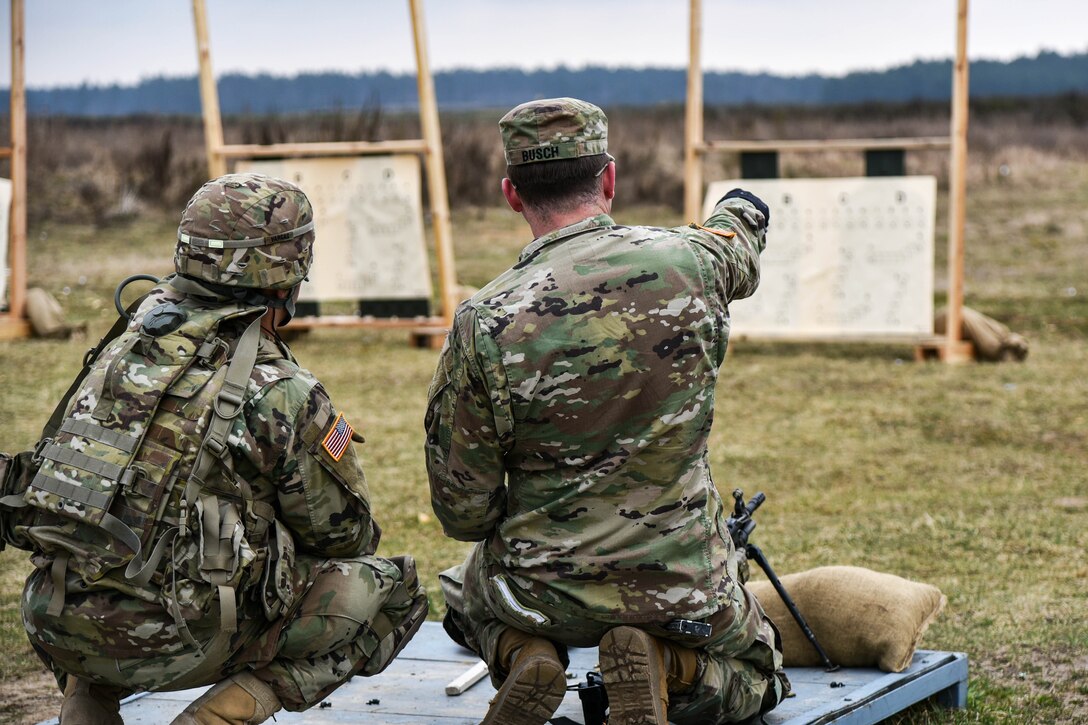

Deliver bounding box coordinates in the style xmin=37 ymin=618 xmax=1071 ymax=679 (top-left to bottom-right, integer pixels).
xmin=502 ymin=178 xmax=524 ymax=213
xmin=601 ymin=162 xmax=616 ymax=201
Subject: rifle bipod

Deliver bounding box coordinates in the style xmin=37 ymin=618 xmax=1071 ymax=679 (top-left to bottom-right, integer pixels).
xmin=728 ymin=489 xmax=839 ymax=673
xmin=746 ymin=542 xmax=839 ymax=672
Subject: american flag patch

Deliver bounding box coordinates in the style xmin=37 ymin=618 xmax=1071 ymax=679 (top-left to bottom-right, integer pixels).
xmin=321 ymin=413 xmax=354 ymax=462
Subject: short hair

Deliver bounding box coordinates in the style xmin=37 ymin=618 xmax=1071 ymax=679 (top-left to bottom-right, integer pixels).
xmin=506 ymin=154 xmax=609 ymax=213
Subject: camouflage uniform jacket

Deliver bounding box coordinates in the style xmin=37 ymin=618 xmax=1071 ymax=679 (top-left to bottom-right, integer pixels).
xmin=425 ymin=197 xmax=766 ymax=622
xmin=18 ymin=292 xmax=378 ymax=625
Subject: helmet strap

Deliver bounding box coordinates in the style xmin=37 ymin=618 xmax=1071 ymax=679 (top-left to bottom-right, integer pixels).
xmin=280 ymin=294 xmax=297 ymax=327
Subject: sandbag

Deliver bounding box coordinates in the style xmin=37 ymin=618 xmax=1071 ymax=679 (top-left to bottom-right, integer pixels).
xmin=26 ymin=287 xmax=82 ymax=339
xmin=934 ymin=306 xmax=1028 ymax=362
xmin=747 ymin=566 xmax=946 ymax=672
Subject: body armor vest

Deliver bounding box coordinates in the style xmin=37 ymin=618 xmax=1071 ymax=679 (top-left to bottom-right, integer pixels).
xmin=12 ymin=277 xmax=275 ymax=642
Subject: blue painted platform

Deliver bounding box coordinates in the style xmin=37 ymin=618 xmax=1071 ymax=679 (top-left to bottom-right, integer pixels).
xmin=39 ymin=622 xmax=967 ymax=724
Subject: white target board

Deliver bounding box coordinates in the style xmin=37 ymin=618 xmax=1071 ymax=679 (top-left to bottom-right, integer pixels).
xmin=0 ymin=178 xmax=11 ymax=310
xmin=703 ymin=177 xmax=937 ymax=338
xmin=237 ymin=156 xmax=432 ymax=305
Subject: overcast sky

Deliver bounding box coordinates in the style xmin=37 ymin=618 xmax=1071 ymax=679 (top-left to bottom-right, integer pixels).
xmin=5 ymin=0 xmax=1087 ymax=87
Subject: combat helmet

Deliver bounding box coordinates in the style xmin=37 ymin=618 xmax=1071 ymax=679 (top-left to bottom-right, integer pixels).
xmin=175 ymin=173 xmax=314 ymax=314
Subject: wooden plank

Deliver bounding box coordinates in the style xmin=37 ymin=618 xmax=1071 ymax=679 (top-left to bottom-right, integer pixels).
xmin=0 ymin=316 xmax=30 ymax=340
xmin=732 ymin=332 xmax=939 ymax=345
xmin=191 ymin=0 xmax=227 ymax=177
xmin=700 ymin=137 xmax=952 ymax=154
xmin=944 ymin=0 xmax=971 ymax=364
xmin=934 ymin=656 xmax=969 ymax=708
xmin=683 ymin=0 xmax=704 ymax=221
xmin=218 ymin=140 xmax=430 ymax=159
xmin=8 ymin=0 xmax=27 ymax=327
xmin=283 ymin=315 xmax=447 ymax=331
xmin=0 ymin=147 xmax=12 ymax=158
xmin=773 ymin=652 xmax=969 ymax=725
xmin=914 ymin=339 xmax=974 ymax=363
xmin=93 ymin=624 xmax=966 ymax=725
xmin=408 ymin=0 xmax=459 ymax=329
xmin=410 ymin=325 xmax=450 ymax=350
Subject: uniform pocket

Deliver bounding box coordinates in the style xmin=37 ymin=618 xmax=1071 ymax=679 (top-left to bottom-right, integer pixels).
xmin=424 ymin=341 xmax=454 ymax=437
xmin=424 ymin=346 xmax=456 ymax=479
xmin=260 ymin=520 xmax=298 ymax=619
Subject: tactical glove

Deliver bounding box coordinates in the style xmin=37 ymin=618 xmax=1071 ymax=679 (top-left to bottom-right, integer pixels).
xmin=720 ymin=188 xmax=770 ymax=231
xmin=735 ymin=545 xmax=751 ymax=585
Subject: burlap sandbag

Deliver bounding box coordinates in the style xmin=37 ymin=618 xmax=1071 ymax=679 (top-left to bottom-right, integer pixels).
xmin=747 ymin=566 xmax=946 ymax=672
xmin=26 ymin=287 xmax=74 ymax=339
xmin=934 ymin=305 xmax=1028 ymax=362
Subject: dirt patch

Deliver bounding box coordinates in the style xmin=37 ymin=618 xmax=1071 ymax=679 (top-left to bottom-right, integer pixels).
xmin=0 ymin=670 xmax=60 ymax=725
xmin=976 ymin=644 xmax=1088 ymax=723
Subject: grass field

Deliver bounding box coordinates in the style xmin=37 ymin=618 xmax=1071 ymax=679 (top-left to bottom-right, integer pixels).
xmin=1 ymin=155 xmax=1086 ymax=724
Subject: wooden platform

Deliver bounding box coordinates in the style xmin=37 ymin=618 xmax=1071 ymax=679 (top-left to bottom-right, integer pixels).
xmin=39 ymin=623 xmax=967 ymax=724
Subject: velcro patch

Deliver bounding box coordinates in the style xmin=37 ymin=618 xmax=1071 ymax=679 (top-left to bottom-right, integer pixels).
xmin=321 ymin=413 xmax=354 ymax=462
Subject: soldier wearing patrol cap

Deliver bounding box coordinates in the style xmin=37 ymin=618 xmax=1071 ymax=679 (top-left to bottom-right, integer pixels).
xmin=0 ymin=173 xmax=427 ymax=724
xmin=425 ymin=99 xmax=789 ymax=724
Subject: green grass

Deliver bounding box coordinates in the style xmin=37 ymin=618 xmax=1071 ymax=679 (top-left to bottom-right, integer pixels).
xmin=1 ymin=162 xmax=1086 ymax=723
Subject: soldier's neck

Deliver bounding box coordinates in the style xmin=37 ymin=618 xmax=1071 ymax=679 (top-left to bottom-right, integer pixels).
xmin=260 ymin=308 xmax=284 ymax=335
xmin=523 ymin=198 xmax=612 ymax=239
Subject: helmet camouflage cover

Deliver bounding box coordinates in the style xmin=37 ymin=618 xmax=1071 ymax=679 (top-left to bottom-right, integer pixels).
xmin=175 ymin=173 xmax=314 ymax=291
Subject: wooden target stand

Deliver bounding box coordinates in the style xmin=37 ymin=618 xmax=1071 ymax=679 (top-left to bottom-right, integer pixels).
xmin=684 ymin=0 xmax=974 ymax=364
xmin=0 ymin=0 xmax=27 ymax=340
xmin=192 ymin=0 xmax=457 ymax=347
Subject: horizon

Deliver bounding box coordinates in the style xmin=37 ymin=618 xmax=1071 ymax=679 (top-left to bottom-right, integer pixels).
xmin=8 ymin=47 xmax=1085 ymax=93
xmin=2 ymin=0 xmax=1086 ymax=89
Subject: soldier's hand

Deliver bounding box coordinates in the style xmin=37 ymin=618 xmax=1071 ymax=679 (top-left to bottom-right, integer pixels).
xmin=735 ymin=545 xmax=750 ymax=585
xmin=719 ymin=188 xmax=770 ymax=231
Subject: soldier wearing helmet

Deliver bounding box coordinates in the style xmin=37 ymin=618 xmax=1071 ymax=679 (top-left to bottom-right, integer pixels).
xmin=0 ymin=173 xmax=427 ymax=725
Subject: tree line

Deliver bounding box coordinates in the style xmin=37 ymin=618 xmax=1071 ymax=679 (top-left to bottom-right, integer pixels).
xmin=4 ymin=50 xmax=1086 ymax=116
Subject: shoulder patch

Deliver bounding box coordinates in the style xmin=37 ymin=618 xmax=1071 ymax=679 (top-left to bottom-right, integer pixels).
xmin=321 ymin=412 xmax=355 ymax=462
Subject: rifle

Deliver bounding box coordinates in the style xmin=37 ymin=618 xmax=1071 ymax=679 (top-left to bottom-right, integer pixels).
xmin=574 ymin=671 xmax=608 ymax=725
xmin=727 ymin=488 xmax=838 ymax=672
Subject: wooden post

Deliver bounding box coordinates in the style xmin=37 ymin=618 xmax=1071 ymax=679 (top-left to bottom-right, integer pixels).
xmin=188 ymin=0 xmax=458 ymax=341
xmin=192 ymin=0 xmax=227 ymax=178
xmin=409 ymin=0 xmax=458 ymax=329
xmin=1 ymin=0 xmax=29 ymax=339
xmin=944 ymin=0 xmax=972 ymax=363
xmin=683 ymin=0 xmax=704 ymax=222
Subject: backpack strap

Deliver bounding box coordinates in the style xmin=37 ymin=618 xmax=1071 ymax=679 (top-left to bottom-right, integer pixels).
xmin=192 ymin=315 xmax=263 ymax=490
xmin=122 ymin=313 xmax=263 ymax=633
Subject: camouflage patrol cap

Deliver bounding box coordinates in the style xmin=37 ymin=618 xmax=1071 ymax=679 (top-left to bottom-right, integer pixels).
xmin=175 ymin=173 xmax=314 ymax=291
xmin=500 ymin=97 xmax=608 ymax=166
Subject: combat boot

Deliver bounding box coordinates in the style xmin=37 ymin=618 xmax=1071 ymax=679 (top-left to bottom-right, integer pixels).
xmin=59 ymin=676 xmax=124 ymax=725
xmin=169 ymin=671 xmax=281 ymax=725
xmin=599 ymin=626 xmax=700 ymax=725
xmin=481 ymin=627 xmax=566 ymax=725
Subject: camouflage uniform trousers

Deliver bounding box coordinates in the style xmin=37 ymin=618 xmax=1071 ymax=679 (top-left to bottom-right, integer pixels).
xmin=23 ymin=553 xmax=426 ymax=711
xmin=441 ymin=543 xmax=789 ymax=724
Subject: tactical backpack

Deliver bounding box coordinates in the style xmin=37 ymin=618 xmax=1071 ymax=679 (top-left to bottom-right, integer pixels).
xmin=2 ymin=274 xmax=275 ymax=648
